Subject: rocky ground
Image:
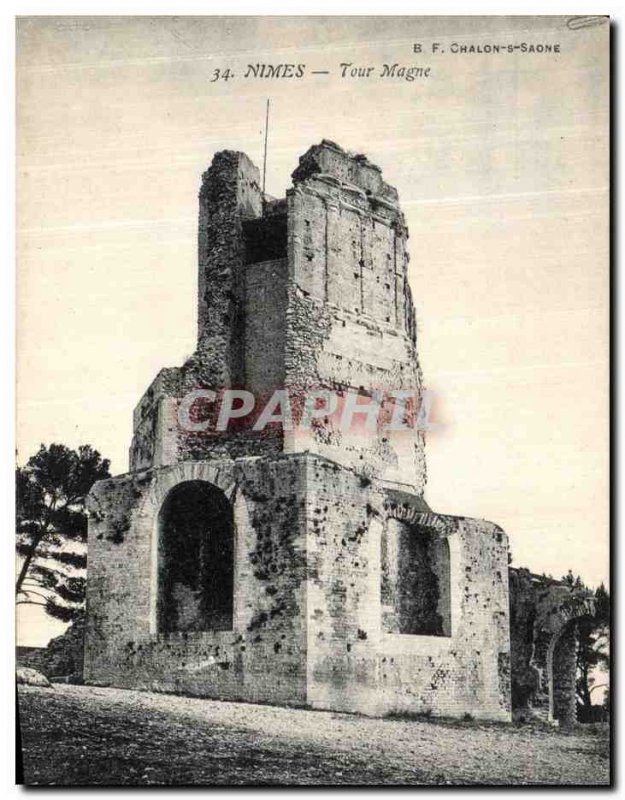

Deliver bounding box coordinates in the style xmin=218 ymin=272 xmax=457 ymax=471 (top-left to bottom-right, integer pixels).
xmin=18 ymin=684 xmax=610 ymax=786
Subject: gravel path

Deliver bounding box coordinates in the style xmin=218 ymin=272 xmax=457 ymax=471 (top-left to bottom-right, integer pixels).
xmin=18 ymin=684 xmax=610 ymax=786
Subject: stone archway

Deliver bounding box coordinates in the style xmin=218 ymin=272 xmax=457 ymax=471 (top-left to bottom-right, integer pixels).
xmin=542 ymin=597 xmax=595 ymax=724
xmin=547 ymin=619 xmax=580 ymax=725
xmin=157 ymin=480 xmax=234 ymax=633
xmin=509 ymin=568 xmax=596 ymax=724
xmin=139 ymin=461 xmax=243 ymax=636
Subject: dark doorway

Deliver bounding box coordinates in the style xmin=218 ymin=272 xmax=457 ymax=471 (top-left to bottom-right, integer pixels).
xmin=157 ymin=480 xmax=234 ymax=633
xmin=381 ymin=520 xmax=451 ymax=637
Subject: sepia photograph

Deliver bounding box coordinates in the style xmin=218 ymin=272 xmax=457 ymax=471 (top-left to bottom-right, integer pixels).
xmin=14 ymin=13 xmax=610 ymax=786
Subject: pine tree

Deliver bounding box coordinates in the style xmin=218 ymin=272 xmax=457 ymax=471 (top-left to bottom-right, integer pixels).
xmin=16 ymin=444 xmax=110 ymax=621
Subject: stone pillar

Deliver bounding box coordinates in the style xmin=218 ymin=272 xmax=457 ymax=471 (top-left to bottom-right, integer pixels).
xmin=381 ymin=518 xmax=403 ymax=633
xmin=197 ymin=151 xmax=262 ymax=386
xmin=550 ymin=623 xmax=578 ymax=726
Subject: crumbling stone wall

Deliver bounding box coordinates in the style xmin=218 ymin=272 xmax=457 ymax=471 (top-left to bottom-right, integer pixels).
xmin=129 ymin=141 xmax=426 ymax=490
xmin=197 ymin=150 xmax=262 ymax=384
xmin=87 ymin=141 xmax=512 ymax=721
xmin=85 ymin=457 xmax=310 ymax=705
xmin=128 ymin=153 xmax=286 ymax=472
xmin=551 ymin=622 xmax=578 ymax=725
xmin=508 ymin=568 xmax=595 ymax=724
xmin=284 ymin=141 xmax=425 ymax=490
xmin=302 ymin=457 xmax=511 ymax=719
xmin=86 ymin=453 xmax=510 ymax=719
xmin=17 ymin=627 xmax=85 ymax=681
xmin=244 ymin=257 xmax=287 ymax=398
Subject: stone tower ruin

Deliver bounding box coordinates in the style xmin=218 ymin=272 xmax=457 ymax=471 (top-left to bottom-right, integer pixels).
xmin=85 ymin=140 xmax=513 ymax=720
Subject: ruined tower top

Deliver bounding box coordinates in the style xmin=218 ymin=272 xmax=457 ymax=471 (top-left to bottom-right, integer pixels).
xmin=130 ymin=141 xmax=425 ymax=492
xmin=291 ymin=139 xmax=399 ymax=203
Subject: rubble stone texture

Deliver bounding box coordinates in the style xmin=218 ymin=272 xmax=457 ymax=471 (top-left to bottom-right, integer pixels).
xmin=84 ymin=141 xmax=590 ymax=722
xmin=508 ymin=568 xmax=596 ymax=725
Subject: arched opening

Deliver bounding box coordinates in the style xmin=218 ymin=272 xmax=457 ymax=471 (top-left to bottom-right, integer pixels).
xmin=381 ymin=520 xmax=451 ymax=637
xmin=157 ymin=480 xmax=234 ymax=633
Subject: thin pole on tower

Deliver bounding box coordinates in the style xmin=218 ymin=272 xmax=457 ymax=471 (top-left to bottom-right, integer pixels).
xmin=262 ymin=98 xmax=270 ymax=198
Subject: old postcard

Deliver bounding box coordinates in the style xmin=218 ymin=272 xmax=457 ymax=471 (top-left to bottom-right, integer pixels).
xmin=16 ymin=15 xmax=610 ymax=786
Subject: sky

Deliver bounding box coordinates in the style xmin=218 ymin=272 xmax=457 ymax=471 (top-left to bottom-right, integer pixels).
xmin=16 ymin=16 xmax=609 ymax=646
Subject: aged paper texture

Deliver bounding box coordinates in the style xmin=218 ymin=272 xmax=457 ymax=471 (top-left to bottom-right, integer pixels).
xmin=16 ymin=15 xmax=610 ymax=786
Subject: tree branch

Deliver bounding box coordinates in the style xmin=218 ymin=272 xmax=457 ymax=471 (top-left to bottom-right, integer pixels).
xmin=17 ymin=588 xmax=50 ymax=602
xmin=16 ymin=600 xmax=48 ymax=608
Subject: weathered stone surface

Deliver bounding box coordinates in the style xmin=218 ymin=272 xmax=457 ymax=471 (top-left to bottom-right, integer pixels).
xmin=41 ymin=613 xmax=85 ymax=681
xmin=86 ymin=141 xmax=514 ymax=720
xmin=86 ymin=457 xmax=309 ymax=705
xmin=16 ymin=667 xmax=51 ymax=687
xmin=85 ymin=453 xmax=510 ymax=718
xmin=508 ymin=568 xmax=595 ymax=724
xmin=302 ymin=460 xmax=510 ymax=720
xmin=128 ymin=141 xmax=425 ymax=488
